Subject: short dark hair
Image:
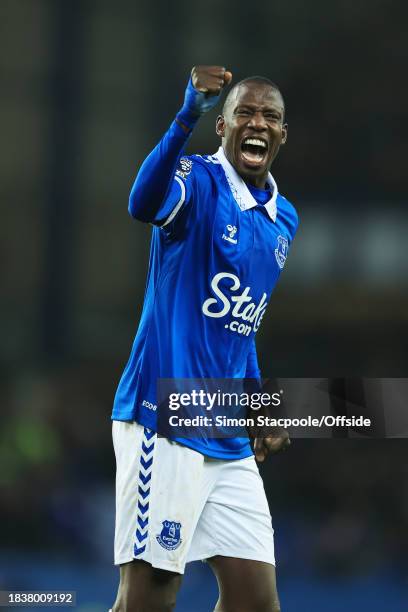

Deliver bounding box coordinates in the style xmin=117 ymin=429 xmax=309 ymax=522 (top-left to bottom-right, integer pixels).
xmin=222 ymin=76 xmax=284 ymax=114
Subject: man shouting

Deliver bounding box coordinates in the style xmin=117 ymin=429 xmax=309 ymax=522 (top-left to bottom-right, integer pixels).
xmin=111 ymin=65 xmax=298 ymax=612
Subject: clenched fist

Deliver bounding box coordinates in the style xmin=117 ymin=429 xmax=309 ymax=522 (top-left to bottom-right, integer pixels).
xmin=191 ymin=65 xmax=233 ymax=96
xmin=176 ymin=65 xmax=233 ymax=131
xmin=254 ymin=432 xmax=291 ymax=462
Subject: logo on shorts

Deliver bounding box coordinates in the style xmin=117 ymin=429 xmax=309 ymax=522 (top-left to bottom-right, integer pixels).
xmin=156 ymin=520 xmax=182 ymax=551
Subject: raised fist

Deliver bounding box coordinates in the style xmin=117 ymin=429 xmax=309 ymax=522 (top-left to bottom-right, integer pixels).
xmin=191 ymin=65 xmax=233 ymax=96
xmin=177 ymin=65 xmax=233 ymax=130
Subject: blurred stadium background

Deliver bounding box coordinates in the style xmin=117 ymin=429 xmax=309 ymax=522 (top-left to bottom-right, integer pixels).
xmin=1 ymin=0 xmax=407 ymax=610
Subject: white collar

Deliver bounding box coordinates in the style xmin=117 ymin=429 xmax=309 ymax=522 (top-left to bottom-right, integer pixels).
xmin=213 ymin=146 xmax=278 ymax=222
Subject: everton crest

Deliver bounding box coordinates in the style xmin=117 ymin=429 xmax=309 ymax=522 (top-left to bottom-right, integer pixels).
xmin=156 ymin=520 xmax=182 ymax=551
xmin=175 ymin=158 xmax=193 ymax=179
xmin=275 ymin=235 xmax=288 ymax=269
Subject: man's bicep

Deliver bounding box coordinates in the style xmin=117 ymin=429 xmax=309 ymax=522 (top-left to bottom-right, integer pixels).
xmin=151 ymin=157 xmax=195 ymax=229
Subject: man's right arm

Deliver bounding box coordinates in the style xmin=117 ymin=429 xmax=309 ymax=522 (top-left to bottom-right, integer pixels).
xmin=128 ymin=66 xmax=232 ymax=224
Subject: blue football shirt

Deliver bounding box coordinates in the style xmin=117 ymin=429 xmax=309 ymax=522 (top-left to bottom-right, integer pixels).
xmin=112 ymin=142 xmax=298 ymax=459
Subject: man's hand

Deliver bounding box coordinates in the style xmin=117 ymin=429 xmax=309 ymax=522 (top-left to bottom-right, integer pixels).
xmin=191 ymin=65 xmax=232 ymax=96
xmin=247 ymin=402 xmax=291 ymax=462
xmin=253 ymin=431 xmax=291 ymax=463
xmin=176 ymin=66 xmax=232 ymax=131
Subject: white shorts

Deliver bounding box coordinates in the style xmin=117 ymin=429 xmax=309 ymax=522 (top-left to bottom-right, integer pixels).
xmin=113 ymin=421 xmax=275 ymax=574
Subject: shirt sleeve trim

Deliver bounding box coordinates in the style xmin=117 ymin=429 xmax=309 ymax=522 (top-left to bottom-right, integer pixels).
xmin=161 ymin=176 xmax=186 ymax=227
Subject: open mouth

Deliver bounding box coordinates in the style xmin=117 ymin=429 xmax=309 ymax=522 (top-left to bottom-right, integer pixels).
xmin=240 ymin=137 xmax=268 ymax=167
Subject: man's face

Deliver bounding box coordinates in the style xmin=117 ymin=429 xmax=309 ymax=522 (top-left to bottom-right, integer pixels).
xmin=216 ymin=83 xmax=287 ymax=188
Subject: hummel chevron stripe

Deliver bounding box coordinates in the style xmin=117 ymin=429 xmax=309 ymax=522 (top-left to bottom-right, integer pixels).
xmin=138 ymin=486 xmax=150 ymax=500
xmin=138 ymin=516 xmax=148 ymax=530
xmin=139 ymin=471 xmax=152 ymax=485
xmin=138 ymin=500 xmax=149 ymax=514
xmin=136 ymin=529 xmax=148 ymax=542
xmin=142 ymin=441 xmax=154 ymax=455
xmin=133 ymin=427 xmax=156 ymax=561
xmin=140 ymin=456 xmax=153 ymax=470
xmin=144 ymin=428 xmax=155 ymax=440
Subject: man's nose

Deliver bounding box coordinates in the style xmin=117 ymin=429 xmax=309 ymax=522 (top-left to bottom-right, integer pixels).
xmin=248 ymin=111 xmax=267 ymax=130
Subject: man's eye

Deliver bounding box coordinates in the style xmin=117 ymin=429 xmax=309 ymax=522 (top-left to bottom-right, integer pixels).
xmin=237 ymin=109 xmax=251 ymax=116
xmin=265 ymin=114 xmax=279 ymax=121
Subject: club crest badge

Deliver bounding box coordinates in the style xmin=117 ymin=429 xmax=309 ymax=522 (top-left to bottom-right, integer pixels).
xmin=275 ymin=235 xmax=288 ymax=269
xmin=175 ymin=158 xmax=193 ymax=179
xmin=156 ymin=520 xmax=182 ymax=551
xmin=222 ymin=224 xmax=238 ymax=244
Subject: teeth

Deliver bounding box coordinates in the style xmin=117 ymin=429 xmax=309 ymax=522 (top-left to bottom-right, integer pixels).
xmin=243 ymin=138 xmax=267 ymax=148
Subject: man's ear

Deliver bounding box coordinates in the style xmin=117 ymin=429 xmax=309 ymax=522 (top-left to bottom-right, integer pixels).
xmin=216 ymin=115 xmax=225 ymax=137
xmin=281 ymin=123 xmax=288 ymax=145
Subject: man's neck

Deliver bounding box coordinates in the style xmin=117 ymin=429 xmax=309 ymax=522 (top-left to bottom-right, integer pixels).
xmin=245 ymin=179 xmax=270 ymax=192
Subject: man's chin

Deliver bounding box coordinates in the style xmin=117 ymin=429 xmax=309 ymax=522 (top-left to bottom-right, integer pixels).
xmin=236 ymin=161 xmax=268 ymax=184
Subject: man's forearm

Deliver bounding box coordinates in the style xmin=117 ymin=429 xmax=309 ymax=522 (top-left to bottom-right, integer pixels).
xmin=175 ymin=118 xmax=192 ymax=135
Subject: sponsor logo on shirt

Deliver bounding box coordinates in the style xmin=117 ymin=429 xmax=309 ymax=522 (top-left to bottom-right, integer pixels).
xmin=222 ymin=224 xmax=238 ymax=244
xmin=142 ymin=399 xmax=157 ymax=411
xmin=202 ymin=272 xmax=268 ymax=337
